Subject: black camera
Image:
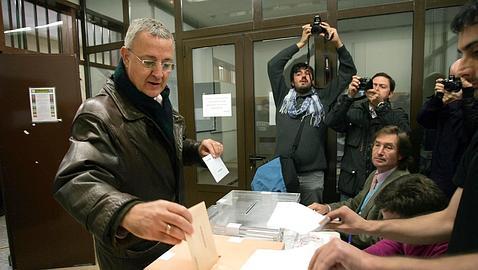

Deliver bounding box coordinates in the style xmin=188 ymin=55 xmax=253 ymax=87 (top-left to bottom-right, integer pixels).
xmin=310 ymin=15 xmax=327 ymax=35
xmin=357 ymin=77 xmax=372 ymax=96
xmin=442 ymin=75 xmax=462 ymax=92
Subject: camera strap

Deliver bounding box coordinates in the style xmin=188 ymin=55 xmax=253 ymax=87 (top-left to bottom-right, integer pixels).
xmin=306 ymin=38 xmax=311 ymax=65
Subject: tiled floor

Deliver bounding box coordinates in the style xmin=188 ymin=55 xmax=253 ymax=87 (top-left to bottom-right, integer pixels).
xmin=0 ymin=215 xmax=12 ymax=270
xmin=0 ymin=215 xmax=98 ymax=270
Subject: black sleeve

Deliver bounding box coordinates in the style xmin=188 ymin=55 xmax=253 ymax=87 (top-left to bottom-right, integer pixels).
xmin=417 ymin=95 xmax=443 ymax=129
xmin=268 ymin=44 xmax=300 ymax=107
xmin=324 ymin=94 xmax=354 ymax=132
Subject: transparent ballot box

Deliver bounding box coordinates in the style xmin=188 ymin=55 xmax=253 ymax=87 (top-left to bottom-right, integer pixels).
xmin=207 ymin=190 xmax=300 ymax=241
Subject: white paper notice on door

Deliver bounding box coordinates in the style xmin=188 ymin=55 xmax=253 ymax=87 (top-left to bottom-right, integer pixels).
xmin=29 ymin=87 xmax=58 ymax=123
xmin=202 ymin=93 xmax=232 ymax=117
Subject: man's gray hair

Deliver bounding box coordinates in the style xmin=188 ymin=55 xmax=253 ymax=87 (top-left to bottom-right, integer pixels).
xmin=124 ymin=18 xmax=174 ymax=48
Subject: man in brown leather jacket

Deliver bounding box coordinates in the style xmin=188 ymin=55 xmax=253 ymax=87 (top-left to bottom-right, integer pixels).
xmin=53 ymin=18 xmax=223 ymax=269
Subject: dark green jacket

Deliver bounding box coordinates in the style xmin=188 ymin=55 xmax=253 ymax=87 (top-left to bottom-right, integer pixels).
xmin=329 ymin=169 xmax=409 ymax=249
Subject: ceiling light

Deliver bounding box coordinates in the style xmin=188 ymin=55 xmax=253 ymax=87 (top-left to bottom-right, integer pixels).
xmin=4 ymin=27 xmax=32 ymax=34
xmin=35 ymin=21 xmax=63 ymax=29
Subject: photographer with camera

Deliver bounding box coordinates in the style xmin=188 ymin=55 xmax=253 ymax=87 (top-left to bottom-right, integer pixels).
xmin=308 ymin=2 xmax=478 ymax=269
xmin=324 ymin=73 xmax=410 ymax=200
xmin=267 ymin=19 xmax=356 ymax=205
xmin=417 ymin=59 xmax=475 ymax=198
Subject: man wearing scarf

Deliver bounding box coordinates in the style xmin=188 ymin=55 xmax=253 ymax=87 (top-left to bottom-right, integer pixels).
xmin=268 ymin=22 xmax=356 ymax=205
xmin=53 ymin=18 xmax=223 ymax=269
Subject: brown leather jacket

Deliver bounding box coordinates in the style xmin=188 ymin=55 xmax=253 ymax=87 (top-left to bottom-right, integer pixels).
xmin=53 ymin=79 xmax=202 ymax=269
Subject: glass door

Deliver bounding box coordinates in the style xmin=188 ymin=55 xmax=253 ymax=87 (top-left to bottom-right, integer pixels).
xmin=183 ymin=36 xmax=245 ymax=206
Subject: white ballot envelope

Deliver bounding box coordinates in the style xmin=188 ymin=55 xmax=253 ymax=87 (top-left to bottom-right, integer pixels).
xmin=202 ymin=154 xmax=229 ymax=182
xmin=186 ymin=202 xmax=219 ymax=270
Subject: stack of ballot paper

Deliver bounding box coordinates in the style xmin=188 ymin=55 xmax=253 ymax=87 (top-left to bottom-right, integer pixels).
xmin=266 ymin=202 xmax=330 ymax=234
xmin=241 ymin=231 xmax=340 ymax=270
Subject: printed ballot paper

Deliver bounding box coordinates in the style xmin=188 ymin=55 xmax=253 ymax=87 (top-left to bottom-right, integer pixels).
xmin=202 ymin=154 xmax=229 ymax=182
xmin=241 ymin=231 xmax=340 ymax=270
xmin=267 ymin=202 xmax=330 ymax=234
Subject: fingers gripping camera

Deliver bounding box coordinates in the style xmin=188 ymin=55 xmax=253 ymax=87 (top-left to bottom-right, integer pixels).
xmin=442 ymin=75 xmax=463 ymax=92
xmin=310 ymin=15 xmax=330 ymax=40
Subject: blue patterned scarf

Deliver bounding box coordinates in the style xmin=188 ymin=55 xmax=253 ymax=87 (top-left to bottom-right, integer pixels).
xmin=279 ymin=88 xmax=324 ymax=127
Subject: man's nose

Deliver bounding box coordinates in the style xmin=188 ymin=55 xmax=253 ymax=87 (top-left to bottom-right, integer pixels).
xmin=151 ymin=66 xmax=164 ymax=78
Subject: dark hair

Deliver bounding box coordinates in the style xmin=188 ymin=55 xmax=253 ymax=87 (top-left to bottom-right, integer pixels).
xmin=451 ymin=0 xmax=478 ymax=33
xmin=373 ymin=125 xmax=413 ymax=171
xmin=289 ymin=62 xmax=314 ymax=83
xmin=372 ymin=72 xmax=396 ymax=92
xmin=375 ymin=174 xmax=448 ymax=218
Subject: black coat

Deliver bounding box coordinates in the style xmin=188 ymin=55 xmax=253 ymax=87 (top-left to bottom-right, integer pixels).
xmin=325 ymin=95 xmax=410 ymax=197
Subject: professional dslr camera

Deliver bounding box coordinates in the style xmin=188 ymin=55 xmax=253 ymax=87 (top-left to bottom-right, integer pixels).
xmin=442 ymin=75 xmax=462 ymax=92
xmin=310 ymin=15 xmax=328 ymax=38
xmin=357 ymin=77 xmax=372 ymax=96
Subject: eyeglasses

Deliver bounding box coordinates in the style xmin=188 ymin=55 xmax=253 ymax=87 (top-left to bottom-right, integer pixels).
xmin=127 ymin=48 xmax=175 ymax=72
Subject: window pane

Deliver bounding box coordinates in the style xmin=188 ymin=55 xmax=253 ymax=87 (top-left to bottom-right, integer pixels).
xmin=36 ymin=5 xmax=49 ymax=53
xmin=24 ymin=1 xmax=37 ymax=51
xmin=87 ymin=22 xmax=95 ymax=46
xmin=77 ymin=19 xmax=84 ymax=60
xmin=339 ymin=13 xmax=413 ymax=114
xmin=338 ymin=0 xmax=409 ymax=10
xmin=182 ymin=0 xmax=252 ymax=30
xmin=111 ymin=49 xmax=121 ymax=67
xmin=95 ymin=26 xmax=103 ymax=46
xmin=85 ymin=0 xmax=123 ymax=22
xmin=48 ymin=9 xmax=60 ymax=53
xmin=263 ymin=0 xmax=326 ymax=20
xmin=3 ymin=0 xmax=28 ymax=49
xmin=423 ymin=6 xmax=461 ymax=100
xmin=130 ymin=0 xmax=176 ymax=33
xmin=192 ymin=45 xmax=238 ymax=186
xmin=90 ymin=66 xmax=114 ymax=96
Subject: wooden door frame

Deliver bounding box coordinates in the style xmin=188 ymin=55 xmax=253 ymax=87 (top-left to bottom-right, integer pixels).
xmin=181 ymin=34 xmax=246 ymax=207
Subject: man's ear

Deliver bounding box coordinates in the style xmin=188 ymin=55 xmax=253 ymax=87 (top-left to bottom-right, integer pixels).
xmin=388 ymin=90 xmax=394 ymax=99
xmin=120 ymin=46 xmax=129 ymax=66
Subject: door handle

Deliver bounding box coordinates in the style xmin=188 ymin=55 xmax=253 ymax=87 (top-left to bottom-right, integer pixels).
xmin=249 ymin=155 xmax=266 ymax=162
xmin=249 ymin=155 xmax=267 ymax=171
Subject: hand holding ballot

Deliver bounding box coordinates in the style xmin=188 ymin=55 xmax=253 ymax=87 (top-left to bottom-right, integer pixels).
xmin=198 ymin=139 xmax=224 ymax=158
xmin=323 ymin=206 xmax=368 ymax=235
